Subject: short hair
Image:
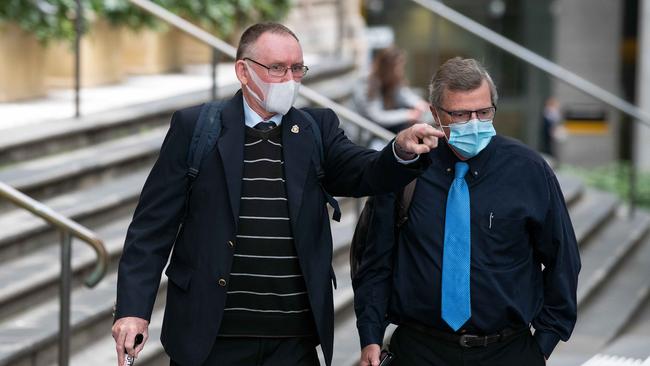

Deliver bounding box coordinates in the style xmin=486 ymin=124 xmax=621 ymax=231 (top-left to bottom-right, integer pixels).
xmin=428 ymin=57 xmax=498 ymax=107
xmin=236 ymin=22 xmax=300 ymax=60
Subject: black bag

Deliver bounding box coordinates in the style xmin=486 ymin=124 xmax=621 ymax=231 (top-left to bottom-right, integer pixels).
xmin=184 ymin=101 xmax=341 ymax=221
xmin=349 ymin=179 xmax=417 ymax=279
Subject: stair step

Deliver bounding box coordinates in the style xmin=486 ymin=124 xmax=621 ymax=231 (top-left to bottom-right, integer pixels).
xmin=569 ymin=189 xmax=619 ymax=245
xmin=560 ymin=234 xmax=650 ymax=355
xmin=0 ymin=216 xmax=131 ymax=322
xmin=0 ymin=128 xmax=165 ymax=202
xmin=0 ymin=271 xmax=169 ymax=366
xmin=577 ymin=211 xmax=650 ymax=307
xmin=600 ymin=285 xmax=650 ymax=360
xmin=557 ymin=173 xmax=585 ymax=206
xmin=0 ymin=169 xmax=147 ymax=263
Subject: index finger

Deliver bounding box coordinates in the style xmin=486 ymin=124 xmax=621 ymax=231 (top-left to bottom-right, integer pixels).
xmin=417 ymin=124 xmax=445 ymax=138
xmin=115 ymin=329 xmax=126 ymax=366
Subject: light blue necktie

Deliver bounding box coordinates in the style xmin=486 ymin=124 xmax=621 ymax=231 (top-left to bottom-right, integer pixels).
xmin=441 ymin=161 xmax=471 ymax=331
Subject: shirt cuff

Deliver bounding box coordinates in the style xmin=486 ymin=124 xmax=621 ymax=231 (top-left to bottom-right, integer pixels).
xmin=534 ymin=330 xmax=561 ymax=359
xmin=357 ymin=323 xmax=386 ymax=349
xmin=392 ymin=141 xmax=419 ymax=164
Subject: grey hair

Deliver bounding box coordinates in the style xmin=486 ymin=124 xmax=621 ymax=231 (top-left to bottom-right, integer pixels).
xmin=428 ymin=57 xmax=498 ymax=107
xmin=236 ymin=22 xmax=299 ymax=60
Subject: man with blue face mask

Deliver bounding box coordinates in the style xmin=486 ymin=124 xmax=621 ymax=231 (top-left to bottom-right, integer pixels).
xmin=354 ymin=57 xmax=581 ymax=366
xmin=112 ymin=23 xmax=445 ymax=366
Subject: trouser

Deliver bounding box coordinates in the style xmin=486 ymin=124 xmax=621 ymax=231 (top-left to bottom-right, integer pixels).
xmin=170 ymin=337 xmax=320 ymax=366
xmin=389 ymin=325 xmax=546 ymax=366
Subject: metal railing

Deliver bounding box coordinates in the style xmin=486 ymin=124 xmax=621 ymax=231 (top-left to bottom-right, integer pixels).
xmin=0 ymin=181 xmax=108 ymax=366
xmin=411 ymin=0 xmax=650 ymax=214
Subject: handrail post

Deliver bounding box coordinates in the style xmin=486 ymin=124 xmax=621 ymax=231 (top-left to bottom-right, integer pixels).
xmin=211 ymin=48 xmax=219 ymax=101
xmin=629 ymin=144 xmax=637 ymax=218
xmin=59 ymin=230 xmax=72 ymax=366
xmin=74 ymin=0 xmax=82 ymax=118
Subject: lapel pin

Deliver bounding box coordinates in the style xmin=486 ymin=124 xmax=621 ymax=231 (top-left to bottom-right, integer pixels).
xmin=291 ymin=124 xmax=300 ymax=134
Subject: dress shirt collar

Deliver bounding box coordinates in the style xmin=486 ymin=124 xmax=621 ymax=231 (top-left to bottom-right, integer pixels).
xmin=434 ymin=136 xmax=497 ymax=180
xmin=242 ymin=94 xmax=283 ymax=128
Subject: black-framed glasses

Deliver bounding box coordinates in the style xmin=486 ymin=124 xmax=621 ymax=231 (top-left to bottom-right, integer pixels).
xmin=244 ymin=57 xmax=309 ymax=78
xmin=436 ymin=105 xmax=497 ymax=124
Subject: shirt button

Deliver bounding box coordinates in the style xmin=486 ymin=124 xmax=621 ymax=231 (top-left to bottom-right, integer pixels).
xmin=228 ymin=240 xmax=234 ymax=248
xmin=218 ymin=278 xmax=227 ymax=287
xmin=446 ymin=168 xmax=452 ymax=173
xmin=473 ymin=171 xmax=478 ymax=176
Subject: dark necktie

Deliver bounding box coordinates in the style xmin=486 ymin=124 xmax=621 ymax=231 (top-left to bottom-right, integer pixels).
xmin=254 ymin=121 xmax=277 ymax=131
xmin=441 ymin=161 xmax=471 ymax=331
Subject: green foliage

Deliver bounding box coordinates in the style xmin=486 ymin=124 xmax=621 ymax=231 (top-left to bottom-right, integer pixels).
xmin=163 ymin=0 xmax=292 ymax=39
xmin=560 ymin=162 xmax=650 ymax=209
xmin=0 ymin=0 xmax=78 ymax=43
xmin=0 ymin=0 xmax=292 ymax=43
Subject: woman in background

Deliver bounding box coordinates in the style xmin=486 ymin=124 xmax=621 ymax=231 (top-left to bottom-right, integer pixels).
xmin=354 ymin=47 xmax=430 ymax=138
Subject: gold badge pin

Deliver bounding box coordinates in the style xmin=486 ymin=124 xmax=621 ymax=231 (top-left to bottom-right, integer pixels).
xmin=291 ymin=124 xmax=300 ymax=133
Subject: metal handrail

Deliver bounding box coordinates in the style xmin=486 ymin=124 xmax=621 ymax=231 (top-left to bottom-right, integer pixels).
xmin=0 ymin=181 xmax=108 ymax=366
xmin=126 ymin=0 xmax=397 ymax=143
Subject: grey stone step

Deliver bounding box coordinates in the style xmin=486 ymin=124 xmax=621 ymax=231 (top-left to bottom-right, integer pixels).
xmin=577 ymin=211 xmax=650 ymax=307
xmin=0 ymin=216 xmax=131 ymax=322
xmin=554 ymin=233 xmax=650 ymax=359
xmin=0 ymin=169 xmax=147 ymax=263
xmin=0 ymin=270 xmax=169 ymax=366
xmin=557 ymin=173 xmax=585 ymax=206
xmin=0 ymin=127 xmax=166 ymax=202
xmin=569 ymin=189 xmax=619 ymax=245
xmin=600 ymin=284 xmax=650 ymax=360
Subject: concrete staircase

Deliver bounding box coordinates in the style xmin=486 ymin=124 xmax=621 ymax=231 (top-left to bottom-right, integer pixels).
xmin=1 ymin=59 xmax=649 ymax=365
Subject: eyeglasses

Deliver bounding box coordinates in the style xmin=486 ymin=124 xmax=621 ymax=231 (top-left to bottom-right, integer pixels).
xmin=244 ymin=57 xmax=309 ymax=78
xmin=436 ymin=105 xmax=497 ymax=124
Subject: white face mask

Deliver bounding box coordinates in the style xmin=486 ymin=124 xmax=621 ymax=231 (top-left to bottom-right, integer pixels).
xmin=245 ymin=63 xmax=300 ymax=115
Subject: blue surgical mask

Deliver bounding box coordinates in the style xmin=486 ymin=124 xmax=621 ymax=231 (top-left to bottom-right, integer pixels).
xmin=447 ymin=119 xmax=496 ymax=158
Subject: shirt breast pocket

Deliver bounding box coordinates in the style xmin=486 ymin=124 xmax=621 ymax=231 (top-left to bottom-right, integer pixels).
xmin=476 ymin=216 xmax=530 ymax=270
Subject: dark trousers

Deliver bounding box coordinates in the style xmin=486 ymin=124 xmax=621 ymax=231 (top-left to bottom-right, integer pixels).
xmin=170 ymin=337 xmax=320 ymax=366
xmin=389 ymin=325 xmax=546 ymax=366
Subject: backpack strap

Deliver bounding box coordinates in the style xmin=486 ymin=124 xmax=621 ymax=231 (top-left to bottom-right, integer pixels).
xmin=297 ymin=108 xmax=342 ymax=222
xmin=395 ymin=179 xmax=417 ymax=229
xmin=178 ymin=101 xmax=225 ymax=227
xmin=187 ymin=101 xmax=226 ymax=181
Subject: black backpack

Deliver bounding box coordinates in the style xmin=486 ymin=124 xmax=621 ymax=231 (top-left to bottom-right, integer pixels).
xmin=183 ymin=101 xmax=341 ymax=221
xmin=349 ymin=179 xmax=417 ymax=279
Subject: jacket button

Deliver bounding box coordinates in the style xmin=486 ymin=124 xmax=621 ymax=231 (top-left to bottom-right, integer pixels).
xmin=218 ymin=278 xmax=227 ymax=287
xmin=228 ymin=240 xmax=234 ymax=248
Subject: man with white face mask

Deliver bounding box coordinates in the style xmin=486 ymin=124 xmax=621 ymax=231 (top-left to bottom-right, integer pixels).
xmin=112 ymin=23 xmax=444 ymax=366
xmin=354 ymin=57 xmax=581 ymax=366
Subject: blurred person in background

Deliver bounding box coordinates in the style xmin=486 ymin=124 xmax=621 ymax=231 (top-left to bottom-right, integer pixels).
xmin=540 ymin=97 xmax=563 ymax=157
xmin=354 ymin=47 xmax=431 ymax=149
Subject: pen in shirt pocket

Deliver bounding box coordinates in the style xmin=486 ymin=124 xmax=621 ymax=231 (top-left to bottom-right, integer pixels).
xmin=489 ymin=212 xmax=494 ymax=229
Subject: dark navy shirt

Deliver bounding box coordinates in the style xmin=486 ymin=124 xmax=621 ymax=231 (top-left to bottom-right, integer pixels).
xmin=353 ymin=136 xmax=581 ymax=358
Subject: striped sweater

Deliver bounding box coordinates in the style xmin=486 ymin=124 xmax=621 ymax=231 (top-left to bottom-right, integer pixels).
xmin=218 ymin=125 xmax=316 ymax=337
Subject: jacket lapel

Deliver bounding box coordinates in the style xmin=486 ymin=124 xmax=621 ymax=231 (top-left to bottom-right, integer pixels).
xmin=282 ymin=109 xmax=315 ymax=233
xmin=217 ymin=91 xmax=245 ymax=228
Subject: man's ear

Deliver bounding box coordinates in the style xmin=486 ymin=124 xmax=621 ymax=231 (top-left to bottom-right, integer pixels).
xmin=430 ymin=105 xmax=441 ymax=125
xmin=235 ymin=60 xmax=248 ymax=85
